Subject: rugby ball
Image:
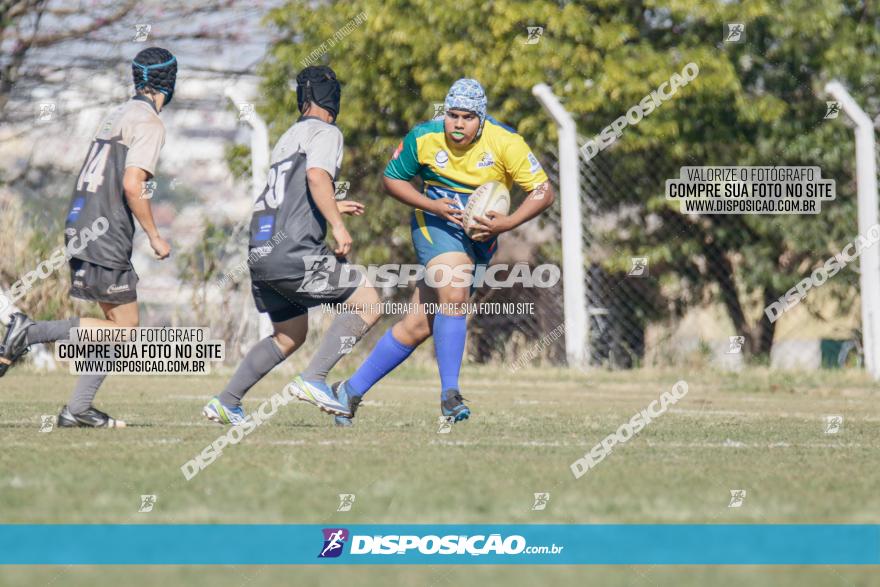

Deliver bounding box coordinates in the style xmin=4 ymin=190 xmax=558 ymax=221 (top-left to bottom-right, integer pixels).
xmin=463 ymin=181 xmax=511 ymax=238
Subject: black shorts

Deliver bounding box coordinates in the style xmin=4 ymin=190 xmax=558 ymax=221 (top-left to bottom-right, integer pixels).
xmin=251 ymin=267 xmax=359 ymax=323
xmin=69 ymin=258 xmax=138 ymax=305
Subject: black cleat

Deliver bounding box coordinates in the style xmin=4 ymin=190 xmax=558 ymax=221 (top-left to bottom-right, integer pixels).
xmin=57 ymin=405 xmax=80 ymax=428
xmin=0 ymin=312 xmax=35 ymax=378
xmin=57 ymin=405 xmax=126 ymax=428
xmin=441 ymin=389 xmax=470 ymax=422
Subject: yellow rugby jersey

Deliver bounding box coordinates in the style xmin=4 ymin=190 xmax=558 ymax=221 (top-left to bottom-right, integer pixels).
xmin=384 ymin=116 xmax=548 ymax=201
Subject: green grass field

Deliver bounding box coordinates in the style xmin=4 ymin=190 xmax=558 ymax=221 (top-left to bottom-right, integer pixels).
xmin=0 ymin=364 xmax=878 ymax=585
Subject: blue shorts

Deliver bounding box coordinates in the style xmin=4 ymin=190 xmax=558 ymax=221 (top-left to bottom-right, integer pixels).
xmin=410 ymin=209 xmax=498 ymax=266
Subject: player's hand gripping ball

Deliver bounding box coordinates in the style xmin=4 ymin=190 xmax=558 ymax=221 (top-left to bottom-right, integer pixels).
xmin=463 ymin=181 xmax=511 ymax=240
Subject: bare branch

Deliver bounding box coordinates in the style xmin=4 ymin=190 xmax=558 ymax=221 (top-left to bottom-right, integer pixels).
xmin=26 ymin=1 xmax=138 ymax=48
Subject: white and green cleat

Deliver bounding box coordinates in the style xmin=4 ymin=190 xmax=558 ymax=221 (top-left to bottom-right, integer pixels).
xmin=288 ymin=376 xmax=351 ymax=417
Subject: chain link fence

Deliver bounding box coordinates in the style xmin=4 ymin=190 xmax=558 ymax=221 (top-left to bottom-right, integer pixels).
xmin=468 ymin=106 xmax=869 ymax=372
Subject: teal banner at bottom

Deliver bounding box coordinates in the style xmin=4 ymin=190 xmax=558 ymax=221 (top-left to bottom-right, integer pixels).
xmin=0 ymin=524 xmax=877 ymax=565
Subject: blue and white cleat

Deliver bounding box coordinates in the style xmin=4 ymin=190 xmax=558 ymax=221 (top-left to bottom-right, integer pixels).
xmin=289 ymin=376 xmax=351 ymax=417
xmin=332 ymin=381 xmax=362 ymax=427
xmin=441 ymin=389 xmax=470 ymax=422
xmin=202 ymin=397 xmax=246 ymax=425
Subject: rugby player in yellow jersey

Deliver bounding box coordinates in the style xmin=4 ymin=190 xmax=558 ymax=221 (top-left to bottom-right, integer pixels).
xmin=305 ymin=78 xmax=555 ymax=426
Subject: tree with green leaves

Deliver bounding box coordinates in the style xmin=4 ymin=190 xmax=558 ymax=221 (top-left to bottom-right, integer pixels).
xmin=256 ymin=0 xmax=880 ymax=360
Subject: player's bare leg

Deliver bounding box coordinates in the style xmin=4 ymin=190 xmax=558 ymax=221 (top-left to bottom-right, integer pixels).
xmin=76 ymin=300 xmax=140 ymax=329
xmin=1 ymin=295 xmax=137 ymax=374
xmin=0 ymin=309 xmax=81 ymax=377
xmin=270 ymin=313 xmax=310 ymax=357
xmin=343 ymin=281 xmax=383 ymax=323
xmin=392 ymin=280 xmax=437 ymax=347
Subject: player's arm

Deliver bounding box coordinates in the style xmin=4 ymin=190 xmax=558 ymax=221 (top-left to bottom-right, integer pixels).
xmin=307 ymin=167 xmax=351 ymax=256
xmin=123 ymin=167 xmax=170 ymax=259
xmin=383 ymin=132 xmax=462 ymax=226
xmin=124 ymin=119 xmax=170 ymax=259
xmin=504 ymin=180 xmax=554 ymax=227
xmin=383 ymin=177 xmax=463 ymax=226
xmin=470 ymin=139 xmax=555 ymax=242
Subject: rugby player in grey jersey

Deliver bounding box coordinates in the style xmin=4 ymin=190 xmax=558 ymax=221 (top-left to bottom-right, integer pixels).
xmin=202 ymin=65 xmax=382 ymax=426
xmin=0 ymin=47 xmax=177 ymax=428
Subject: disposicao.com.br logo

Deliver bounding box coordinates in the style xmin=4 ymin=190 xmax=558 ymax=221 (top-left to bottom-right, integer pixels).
xmin=318 ymin=528 xmax=564 ymax=558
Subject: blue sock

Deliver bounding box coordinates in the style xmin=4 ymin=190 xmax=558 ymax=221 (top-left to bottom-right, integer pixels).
xmin=347 ymin=329 xmax=415 ymax=397
xmin=433 ymin=313 xmax=467 ymax=395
